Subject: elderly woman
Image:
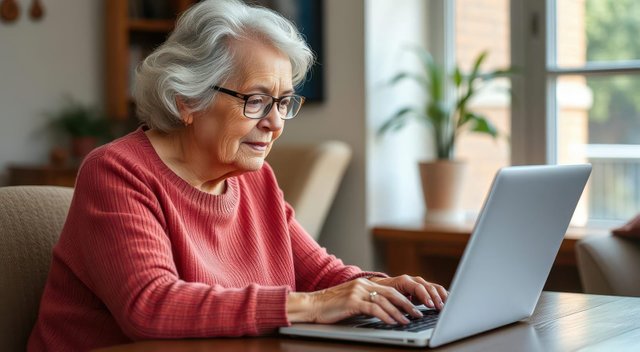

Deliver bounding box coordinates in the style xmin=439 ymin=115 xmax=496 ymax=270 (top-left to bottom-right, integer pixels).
xmin=28 ymin=0 xmax=447 ymax=350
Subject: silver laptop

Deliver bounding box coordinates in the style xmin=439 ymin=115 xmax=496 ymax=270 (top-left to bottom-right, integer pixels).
xmin=280 ymin=164 xmax=591 ymax=348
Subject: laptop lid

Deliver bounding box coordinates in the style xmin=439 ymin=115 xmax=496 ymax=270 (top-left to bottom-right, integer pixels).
xmin=429 ymin=164 xmax=591 ymax=347
xmin=280 ymin=164 xmax=591 ymax=348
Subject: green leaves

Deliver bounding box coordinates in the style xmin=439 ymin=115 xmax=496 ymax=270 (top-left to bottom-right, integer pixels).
xmin=377 ymin=107 xmax=423 ymax=136
xmin=389 ymin=72 xmax=429 ymax=88
xmin=453 ymin=66 xmax=463 ymax=88
xmin=465 ymin=113 xmax=498 ymax=137
xmin=47 ymin=97 xmax=110 ymax=139
xmin=378 ymin=47 xmax=512 ymax=160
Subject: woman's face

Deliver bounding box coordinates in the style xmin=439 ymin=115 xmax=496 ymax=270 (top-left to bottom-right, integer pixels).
xmin=187 ymin=39 xmax=293 ymax=175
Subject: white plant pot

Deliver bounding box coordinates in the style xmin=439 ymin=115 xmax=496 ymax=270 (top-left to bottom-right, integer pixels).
xmin=419 ymin=160 xmax=467 ymax=223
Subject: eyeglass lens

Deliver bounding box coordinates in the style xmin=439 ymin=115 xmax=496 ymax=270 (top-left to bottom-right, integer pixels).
xmin=244 ymin=95 xmax=303 ymax=119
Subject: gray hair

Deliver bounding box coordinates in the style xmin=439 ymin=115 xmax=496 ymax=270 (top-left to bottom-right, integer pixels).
xmin=134 ymin=0 xmax=314 ymax=132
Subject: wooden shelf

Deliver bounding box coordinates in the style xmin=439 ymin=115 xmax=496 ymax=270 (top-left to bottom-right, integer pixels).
xmin=372 ymin=220 xmax=611 ymax=293
xmin=106 ymin=1 xmax=197 ymax=120
xmin=8 ymin=165 xmax=79 ymax=188
xmin=128 ymin=19 xmax=174 ymax=33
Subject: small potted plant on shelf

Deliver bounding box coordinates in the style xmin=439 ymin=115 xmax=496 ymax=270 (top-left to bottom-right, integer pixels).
xmin=47 ymin=97 xmax=111 ymax=162
xmin=378 ymin=47 xmax=513 ymax=223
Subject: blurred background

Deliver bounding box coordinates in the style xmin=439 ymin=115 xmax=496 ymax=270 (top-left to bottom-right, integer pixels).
xmin=1 ymin=0 xmax=638 ymax=271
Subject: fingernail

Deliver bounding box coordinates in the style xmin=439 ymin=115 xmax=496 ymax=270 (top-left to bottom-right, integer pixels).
xmin=428 ymin=299 xmax=434 ymax=307
xmin=389 ymin=320 xmax=398 ymax=325
xmin=438 ymin=300 xmax=444 ymax=309
xmin=413 ymin=307 xmax=423 ymax=316
xmin=401 ymin=316 xmax=410 ymax=324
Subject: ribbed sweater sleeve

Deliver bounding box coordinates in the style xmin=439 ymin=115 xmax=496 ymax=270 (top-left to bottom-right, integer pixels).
xmin=246 ymin=163 xmax=387 ymax=293
xmin=285 ymin=202 xmax=386 ymax=291
xmin=68 ymin=150 xmax=289 ymax=339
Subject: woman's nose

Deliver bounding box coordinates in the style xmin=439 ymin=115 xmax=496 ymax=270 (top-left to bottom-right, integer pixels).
xmin=258 ymin=104 xmax=285 ymax=131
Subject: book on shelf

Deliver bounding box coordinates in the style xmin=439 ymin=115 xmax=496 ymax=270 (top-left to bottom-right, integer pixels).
xmin=128 ymin=0 xmax=143 ymax=19
xmin=130 ymin=0 xmax=173 ymax=20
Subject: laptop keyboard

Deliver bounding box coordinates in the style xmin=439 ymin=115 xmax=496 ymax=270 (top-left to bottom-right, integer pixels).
xmin=356 ymin=308 xmax=440 ymax=333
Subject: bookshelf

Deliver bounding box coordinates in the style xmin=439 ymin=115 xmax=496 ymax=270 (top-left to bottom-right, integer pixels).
xmin=105 ymin=0 xmax=195 ymax=120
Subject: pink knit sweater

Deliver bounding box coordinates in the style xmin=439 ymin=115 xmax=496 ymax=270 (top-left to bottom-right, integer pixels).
xmin=28 ymin=128 xmax=380 ymax=351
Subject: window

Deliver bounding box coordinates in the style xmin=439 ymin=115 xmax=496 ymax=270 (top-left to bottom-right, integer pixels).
xmin=513 ymin=0 xmax=640 ymax=225
xmin=454 ymin=0 xmax=511 ymax=213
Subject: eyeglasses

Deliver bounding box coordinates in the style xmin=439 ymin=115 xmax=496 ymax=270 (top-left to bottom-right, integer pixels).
xmin=211 ymin=86 xmax=305 ymax=120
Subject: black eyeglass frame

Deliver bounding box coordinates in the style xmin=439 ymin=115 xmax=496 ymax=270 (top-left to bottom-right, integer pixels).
xmin=211 ymin=85 xmax=305 ymax=120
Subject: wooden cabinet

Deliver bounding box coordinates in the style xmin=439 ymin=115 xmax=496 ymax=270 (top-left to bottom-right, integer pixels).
xmin=105 ymin=0 xmax=196 ymax=120
xmin=8 ymin=165 xmax=79 ymax=187
xmin=372 ymin=220 xmax=610 ymax=293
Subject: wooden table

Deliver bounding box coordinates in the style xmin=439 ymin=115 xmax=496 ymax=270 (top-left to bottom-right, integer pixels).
xmin=372 ymin=220 xmax=610 ymax=293
xmin=94 ymin=292 xmax=640 ymax=351
xmin=7 ymin=164 xmax=78 ymax=187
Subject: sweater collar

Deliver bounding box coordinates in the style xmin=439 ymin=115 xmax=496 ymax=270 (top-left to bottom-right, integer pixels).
xmin=133 ymin=127 xmax=240 ymax=216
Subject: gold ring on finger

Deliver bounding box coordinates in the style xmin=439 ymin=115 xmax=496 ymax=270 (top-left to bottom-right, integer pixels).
xmin=369 ymin=291 xmax=378 ymax=302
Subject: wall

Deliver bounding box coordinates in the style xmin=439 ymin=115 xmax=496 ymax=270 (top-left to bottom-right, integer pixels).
xmin=366 ymin=0 xmax=430 ymax=226
xmin=290 ymin=0 xmax=516 ymax=258
xmin=0 ymin=0 xmax=103 ymax=183
xmin=277 ymin=0 xmax=373 ymax=268
xmin=282 ymin=0 xmax=430 ymax=269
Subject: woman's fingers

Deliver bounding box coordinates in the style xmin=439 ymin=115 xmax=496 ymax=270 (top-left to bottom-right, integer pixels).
xmin=407 ymin=281 xmax=435 ymax=308
xmin=425 ymin=284 xmax=445 ymax=309
xmin=435 ymin=284 xmax=449 ymax=300
xmin=374 ymin=286 xmax=423 ymax=319
xmin=355 ymin=279 xmax=421 ymax=324
xmin=375 ymin=275 xmax=448 ymax=310
xmin=361 ymin=301 xmax=397 ymax=325
xmin=309 ymin=276 xmax=448 ymax=325
xmin=363 ymin=293 xmax=410 ymax=324
xmin=413 ymin=276 xmax=448 ymax=300
xmin=376 ymin=287 xmax=422 ymax=323
xmin=414 ymin=276 xmax=447 ymax=309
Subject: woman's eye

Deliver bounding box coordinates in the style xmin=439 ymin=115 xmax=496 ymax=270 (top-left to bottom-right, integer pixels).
xmin=279 ymin=97 xmax=291 ymax=107
xmin=247 ymin=96 xmax=265 ymax=106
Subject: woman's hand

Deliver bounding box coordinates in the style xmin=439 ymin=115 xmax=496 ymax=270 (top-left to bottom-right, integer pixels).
xmin=287 ymin=277 xmax=439 ymax=325
xmin=368 ymin=275 xmax=448 ymax=310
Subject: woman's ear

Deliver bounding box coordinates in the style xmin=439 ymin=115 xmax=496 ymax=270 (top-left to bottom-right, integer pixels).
xmin=176 ymin=97 xmax=194 ymax=126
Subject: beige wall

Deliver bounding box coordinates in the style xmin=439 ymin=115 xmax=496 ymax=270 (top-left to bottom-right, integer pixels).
xmin=366 ymin=0 xmax=431 ymax=225
xmin=278 ymin=0 xmax=373 ymax=268
xmin=0 ymin=0 xmax=103 ymax=182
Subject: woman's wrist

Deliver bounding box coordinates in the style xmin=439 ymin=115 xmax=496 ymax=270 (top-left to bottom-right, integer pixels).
xmin=286 ymin=292 xmax=314 ymax=323
xmin=366 ymin=276 xmax=385 ymax=284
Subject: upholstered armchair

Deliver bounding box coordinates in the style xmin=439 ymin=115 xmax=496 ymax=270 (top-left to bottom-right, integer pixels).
xmin=575 ymin=235 xmax=640 ymax=296
xmin=267 ymin=140 xmax=352 ymax=240
xmin=0 ymin=186 xmax=73 ymax=351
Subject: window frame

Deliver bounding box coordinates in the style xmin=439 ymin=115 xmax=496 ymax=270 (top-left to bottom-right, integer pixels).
xmin=511 ymin=0 xmax=640 ymax=224
xmin=511 ymin=0 xmax=640 ymax=165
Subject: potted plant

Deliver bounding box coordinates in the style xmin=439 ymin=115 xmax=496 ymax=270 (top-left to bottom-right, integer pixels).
xmin=47 ymin=97 xmax=110 ymax=161
xmin=378 ymin=47 xmax=513 ymax=222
